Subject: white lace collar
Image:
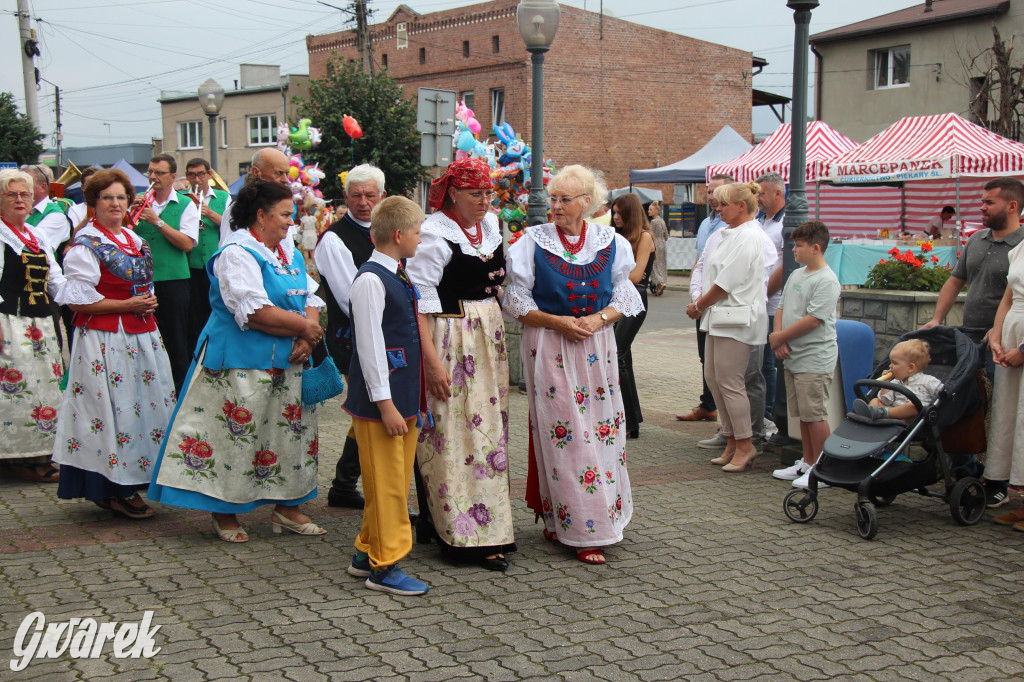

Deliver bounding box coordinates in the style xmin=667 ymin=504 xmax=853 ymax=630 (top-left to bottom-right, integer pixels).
xmin=0 ymin=221 xmax=34 ymax=254
xmin=423 ymin=210 xmax=502 ymax=257
xmin=527 ymin=222 xmax=616 ymax=263
xmin=223 ymin=227 xmax=296 ymax=267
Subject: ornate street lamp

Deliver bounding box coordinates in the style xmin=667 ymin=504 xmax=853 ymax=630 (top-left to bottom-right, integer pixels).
xmin=197 ymin=78 xmax=225 ymax=173
xmin=517 ymin=0 xmax=560 ymax=226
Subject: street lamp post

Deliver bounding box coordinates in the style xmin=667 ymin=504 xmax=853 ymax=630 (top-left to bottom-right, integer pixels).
xmin=197 ymin=78 xmax=225 ymax=173
xmin=517 ymin=0 xmax=560 ymax=226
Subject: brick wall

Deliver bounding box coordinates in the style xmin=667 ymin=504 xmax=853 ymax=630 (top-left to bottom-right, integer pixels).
xmin=306 ymin=0 xmax=751 ymax=195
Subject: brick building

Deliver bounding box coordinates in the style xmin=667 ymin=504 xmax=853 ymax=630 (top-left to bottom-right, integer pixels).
xmin=306 ymin=0 xmax=752 ymax=195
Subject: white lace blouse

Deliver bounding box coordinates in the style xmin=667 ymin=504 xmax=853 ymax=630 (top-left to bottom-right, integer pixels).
xmin=56 ymin=224 xmax=142 ymax=306
xmin=405 ymin=211 xmax=503 ymax=314
xmin=503 ymin=222 xmax=645 ymax=319
xmin=0 ymin=222 xmax=66 ymax=305
xmin=213 ymin=229 xmax=325 ymax=330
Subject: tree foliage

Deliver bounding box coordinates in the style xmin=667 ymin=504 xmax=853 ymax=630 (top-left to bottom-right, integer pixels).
xmin=0 ymin=92 xmax=45 ymax=165
xmin=295 ymin=59 xmax=426 ymax=204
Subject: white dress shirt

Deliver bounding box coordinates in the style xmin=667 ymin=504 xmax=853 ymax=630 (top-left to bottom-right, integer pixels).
xmin=349 ymin=250 xmax=402 ymax=403
xmin=314 ymin=215 xmax=372 ymax=316
xmin=759 ymin=209 xmax=785 ymax=315
xmin=151 ymin=191 xmax=200 ymax=246
xmin=690 ymin=223 xmax=778 ymax=302
xmin=66 ymin=203 xmax=89 ymax=232
xmin=30 ymin=197 xmax=70 ymax=252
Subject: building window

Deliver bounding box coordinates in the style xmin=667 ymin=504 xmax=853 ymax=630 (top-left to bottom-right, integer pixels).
xmin=493 ymin=35 xmax=499 ymax=53
xmin=381 ymin=53 xmax=388 ymax=68
xmin=491 ymin=88 xmax=505 ymax=126
xmin=419 ymin=47 xmax=426 ymax=64
xmin=247 ymin=114 xmax=277 ymax=146
xmin=178 ymin=121 xmax=203 ymax=150
xmin=463 ymin=40 xmax=470 ymax=58
xmin=220 ymin=117 xmax=228 ymax=148
xmin=873 ymin=45 xmax=910 ymax=89
xmin=397 ymin=22 xmax=408 ymax=49
xmin=460 ymin=90 xmax=475 ymax=112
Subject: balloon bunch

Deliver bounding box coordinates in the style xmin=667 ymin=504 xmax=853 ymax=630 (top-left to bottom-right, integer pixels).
xmin=277 ymin=118 xmax=322 ymax=155
xmin=287 ymin=154 xmax=327 ymax=212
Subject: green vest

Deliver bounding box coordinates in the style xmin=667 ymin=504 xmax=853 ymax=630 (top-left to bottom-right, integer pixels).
xmin=135 ymin=192 xmax=190 ymax=282
xmin=188 ymin=189 xmax=229 ymax=269
xmin=26 ymin=200 xmax=67 ymax=227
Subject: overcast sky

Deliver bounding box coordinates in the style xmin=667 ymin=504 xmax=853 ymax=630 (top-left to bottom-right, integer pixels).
xmin=2 ymin=0 xmax=920 ymax=150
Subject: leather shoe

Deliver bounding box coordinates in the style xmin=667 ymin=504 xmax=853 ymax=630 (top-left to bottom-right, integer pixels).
xmin=676 ymin=406 xmax=718 ymax=422
xmin=327 ymin=489 xmax=365 ymax=509
xmin=480 ymin=555 xmax=509 ymax=572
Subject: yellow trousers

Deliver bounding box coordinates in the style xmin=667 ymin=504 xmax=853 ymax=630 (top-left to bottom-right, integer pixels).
xmin=353 ymin=417 xmax=419 ymax=570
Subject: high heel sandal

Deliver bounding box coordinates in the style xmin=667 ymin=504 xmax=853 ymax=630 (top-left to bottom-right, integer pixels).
xmin=271 ymin=510 xmax=326 ymax=536
xmin=542 ymin=529 xmax=558 ymax=542
xmin=721 ymin=449 xmax=759 ymax=473
xmin=211 ymin=516 xmax=248 ymax=543
xmin=577 ymin=548 xmax=606 ymax=564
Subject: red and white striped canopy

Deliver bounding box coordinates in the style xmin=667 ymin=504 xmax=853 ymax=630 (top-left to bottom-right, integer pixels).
xmin=826 ymin=113 xmax=1024 ymax=182
xmin=706 ymin=121 xmax=858 ymax=183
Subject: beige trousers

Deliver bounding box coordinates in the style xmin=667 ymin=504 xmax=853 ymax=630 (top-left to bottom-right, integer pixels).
xmin=705 ymin=334 xmax=754 ymax=440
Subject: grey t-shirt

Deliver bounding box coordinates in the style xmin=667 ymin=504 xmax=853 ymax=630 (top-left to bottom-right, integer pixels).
xmin=779 ymin=265 xmax=841 ymax=374
xmin=950 ymin=227 xmax=1024 ymax=329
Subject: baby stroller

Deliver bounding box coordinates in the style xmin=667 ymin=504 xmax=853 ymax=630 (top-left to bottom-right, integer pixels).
xmin=782 ymin=326 xmax=987 ymax=540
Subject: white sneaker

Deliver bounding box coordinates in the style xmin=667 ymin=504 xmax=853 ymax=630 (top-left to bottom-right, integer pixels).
xmin=792 ymin=468 xmax=829 ymax=489
xmin=697 ymin=430 xmax=728 ymax=449
xmin=763 ymin=418 xmax=779 ymax=437
xmin=773 ymin=460 xmax=809 ymax=481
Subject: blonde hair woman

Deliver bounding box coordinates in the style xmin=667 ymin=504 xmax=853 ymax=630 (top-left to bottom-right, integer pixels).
xmin=685 ymin=182 xmax=773 ymax=472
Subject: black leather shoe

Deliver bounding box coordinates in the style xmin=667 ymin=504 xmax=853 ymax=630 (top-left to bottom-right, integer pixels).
xmin=627 ymin=429 xmax=639 ymax=440
xmin=480 ymin=556 xmax=509 ymax=572
xmin=766 ymin=433 xmax=796 ymax=447
xmin=327 ymin=489 xmax=365 ymax=509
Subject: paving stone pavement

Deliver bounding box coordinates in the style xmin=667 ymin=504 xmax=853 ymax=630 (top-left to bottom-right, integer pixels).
xmin=2 ymin=287 xmax=1023 ymax=680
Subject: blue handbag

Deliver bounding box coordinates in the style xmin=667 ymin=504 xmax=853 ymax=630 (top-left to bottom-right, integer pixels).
xmin=301 ymin=340 xmax=345 ymax=405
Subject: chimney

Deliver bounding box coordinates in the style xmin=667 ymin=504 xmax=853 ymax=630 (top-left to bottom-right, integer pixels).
xmin=924 ymin=0 xmax=933 ymax=12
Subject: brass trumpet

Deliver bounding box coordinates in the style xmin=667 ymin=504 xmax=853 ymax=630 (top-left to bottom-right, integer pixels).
xmin=126 ymin=182 xmax=156 ymax=228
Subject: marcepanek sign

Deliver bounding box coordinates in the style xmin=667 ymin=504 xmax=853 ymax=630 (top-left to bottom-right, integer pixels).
xmin=829 ymin=158 xmax=951 ymax=183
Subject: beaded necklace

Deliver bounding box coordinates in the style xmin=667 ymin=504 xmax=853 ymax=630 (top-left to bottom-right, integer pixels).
xmin=92 ymin=220 xmax=142 ymax=257
xmin=557 ymin=222 xmax=588 ymax=262
xmin=1 ymin=218 xmax=41 ymax=254
xmin=249 ymin=228 xmax=289 ymax=265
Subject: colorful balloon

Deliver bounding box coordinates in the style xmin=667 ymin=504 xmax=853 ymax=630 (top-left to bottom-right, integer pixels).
xmin=343 ymin=115 xmax=363 ymax=139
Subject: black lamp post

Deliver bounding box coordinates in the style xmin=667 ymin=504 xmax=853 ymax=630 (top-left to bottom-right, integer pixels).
xmin=198 ymin=78 xmax=225 ymax=173
xmin=517 ymin=0 xmax=560 ymax=226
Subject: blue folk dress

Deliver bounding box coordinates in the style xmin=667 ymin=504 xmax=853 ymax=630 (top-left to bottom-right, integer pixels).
xmin=148 ymin=230 xmax=325 ymax=513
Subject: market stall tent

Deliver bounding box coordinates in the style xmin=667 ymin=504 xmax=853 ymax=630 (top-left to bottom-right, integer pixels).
xmin=629 ymin=125 xmax=753 ymax=184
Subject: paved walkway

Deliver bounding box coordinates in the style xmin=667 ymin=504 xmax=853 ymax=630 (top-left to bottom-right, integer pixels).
xmin=1 ymin=288 xmax=1022 ymax=680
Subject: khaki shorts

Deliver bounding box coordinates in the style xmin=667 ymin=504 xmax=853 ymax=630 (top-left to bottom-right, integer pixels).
xmin=784 ymin=369 xmax=832 ymax=422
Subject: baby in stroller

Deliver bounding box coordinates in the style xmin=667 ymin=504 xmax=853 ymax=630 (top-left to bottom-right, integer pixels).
xmin=852 ymin=339 xmax=943 ymax=423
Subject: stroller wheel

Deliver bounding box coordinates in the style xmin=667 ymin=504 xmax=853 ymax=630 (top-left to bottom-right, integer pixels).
xmin=870 ymin=493 xmax=897 ymax=508
xmin=949 ymin=477 xmax=986 ymax=526
xmin=783 ymin=490 xmax=818 ymax=523
xmin=855 ymin=502 xmax=878 ymax=540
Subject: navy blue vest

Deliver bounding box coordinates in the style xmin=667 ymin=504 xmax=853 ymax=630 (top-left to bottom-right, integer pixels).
xmin=533 ymin=239 xmax=616 ymax=317
xmin=343 ymin=261 xmax=424 ymax=421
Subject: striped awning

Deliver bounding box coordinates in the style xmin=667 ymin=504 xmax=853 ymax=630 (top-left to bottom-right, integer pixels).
xmin=706 ymin=121 xmax=858 ymax=183
xmin=826 ymin=113 xmax=1024 ymax=183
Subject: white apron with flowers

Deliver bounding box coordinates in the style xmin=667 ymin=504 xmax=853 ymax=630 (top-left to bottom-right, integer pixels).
xmin=0 ymin=314 xmax=64 ymax=459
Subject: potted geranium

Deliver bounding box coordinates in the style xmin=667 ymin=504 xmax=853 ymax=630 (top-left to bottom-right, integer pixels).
xmin=863 ymin=241 xmax=953 ymax=292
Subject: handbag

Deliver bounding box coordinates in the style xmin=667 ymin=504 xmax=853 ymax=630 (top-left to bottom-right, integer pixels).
xmin=709 ymin=304 xmax=752 ymax=327
xmin=301 ymin=340 xmax=345 ymax=406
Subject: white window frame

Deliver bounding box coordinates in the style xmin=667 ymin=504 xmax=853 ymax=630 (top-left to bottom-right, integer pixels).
xmin=491 ymin=87 xmax=505 ymax=127
xmin=397 ymin=22 xmax=408 ymax=49
xmin=177 ymin=120 xmax=203 ymax=150
xmin=873 ymin=45 xmax=910 ymax=90
xmin=220 ymin=117 xmax=228 ymax=148
xmin=459 ymin=90 xmax=475 ymax=113
xmin=247 ymin=114 xmax=278 ymax=147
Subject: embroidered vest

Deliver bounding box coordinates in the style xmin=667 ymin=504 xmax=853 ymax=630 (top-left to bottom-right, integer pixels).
xmin=343 ymin=262 xmax=425 ymax=422
xmin=134 ymin=192 xmax=189 ymax=282
xmin=434 ymin=239 xmax=506 ymax=317
xmin=318 ymin=214 xmax=374 ymax=373
xmin=532 ymin=239 xmax=616 ymax=317
xmin=199 ymin=244 xmax=308 ymax=370
xmin=70 ymin=234 xmax=157 ymax=334
xmin=188 ymin=189 xmax=229 ymax=269
xmin=0 ymin=242 xmax=54 ymax=317
xmin=26 ymin=201 xmax=67 ymax=227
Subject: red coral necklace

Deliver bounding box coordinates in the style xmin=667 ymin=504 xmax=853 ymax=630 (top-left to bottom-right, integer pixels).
xmin=557 ymin=222 xmax=587 ymax=261
xmin=92 ymin=220 xmax=141 ymax=256
xmin=2 ymin=218 xmax=41 ymax=254
xmin=249 ymin=229 xmax=289 ymax=265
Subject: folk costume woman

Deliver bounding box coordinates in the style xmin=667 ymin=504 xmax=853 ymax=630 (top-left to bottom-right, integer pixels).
xmin=407 ymin=158 xmax=516 ymax=572
xmin=148 ymin=180 xmax=327 ymax=543
xmin=51 ymin=169 xmax=174 ymax=519
xmin=504 ymin=165 xmax=643 ymax=564
xmin=0 ymin=169 xmax=66 ymax=483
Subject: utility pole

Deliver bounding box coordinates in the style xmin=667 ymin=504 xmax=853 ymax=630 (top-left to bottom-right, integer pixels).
xmin=16 ymin=0 xmax=40 ymax=127
xmin=54 ymin=86 xmax=62 ymax=167
xmin=318 ymin=0 xmax=374 ymax=76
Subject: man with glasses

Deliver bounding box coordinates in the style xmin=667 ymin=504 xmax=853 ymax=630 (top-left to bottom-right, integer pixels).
xmin=184 ymin=158 xmax=231 ymax=353
xmin=315 ymin=164 xmax=387 ymax=509
xmin=19 ymin=164 xmax=71 ymax=256
xmin=133 ymin=153 xmax=199 ymax=391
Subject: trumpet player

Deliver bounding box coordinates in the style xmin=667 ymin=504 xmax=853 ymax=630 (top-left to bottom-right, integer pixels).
xmin=184 ymin=157 xmax=231 ymax=355
xmin=132 ymin=153 xmax=199 ymax=392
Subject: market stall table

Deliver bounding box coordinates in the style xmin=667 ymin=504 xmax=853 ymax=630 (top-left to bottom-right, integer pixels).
xmin=825 ymin=240 xmax=958 ymax=286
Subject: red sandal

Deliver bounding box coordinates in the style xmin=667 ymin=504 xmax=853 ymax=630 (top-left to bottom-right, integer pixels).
xmin=576 ymin=548 xmax=605 ymax=564
xmin=542 ymin=529 xmax=558 ymax=542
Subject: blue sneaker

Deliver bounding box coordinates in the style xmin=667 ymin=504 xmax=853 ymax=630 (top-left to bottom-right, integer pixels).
xmin=365 ymin=564 xmax=429 ymax=596
xmin=347 ymin=552 xmax=370 ymax=578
